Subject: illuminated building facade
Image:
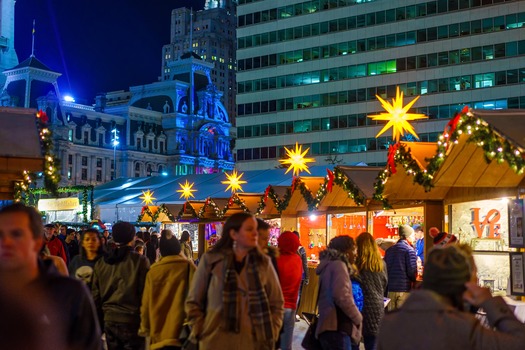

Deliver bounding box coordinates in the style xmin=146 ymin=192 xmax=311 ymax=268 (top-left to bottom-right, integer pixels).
xmin=235 ymin=0 xmax=525 ymax=170
xmin=161 ymin=1 xmax=237 ymax=122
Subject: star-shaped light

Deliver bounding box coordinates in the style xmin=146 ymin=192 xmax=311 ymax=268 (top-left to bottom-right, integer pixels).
xmin=177 ymin=180 xmax=197 ymax=200
xmin=139 ymin=190 xmax=156 ymax=205
xmin=279 ymin=142 xmax=315 ymax=176
xmin=367 ymin=87 xmax=428 ymax=142
xmin=222 ymin=170 xmax=247 ymax=193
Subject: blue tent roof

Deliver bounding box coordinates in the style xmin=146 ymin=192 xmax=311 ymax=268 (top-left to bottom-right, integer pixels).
xmin=94 ymin=165 xmax=347 ymax=207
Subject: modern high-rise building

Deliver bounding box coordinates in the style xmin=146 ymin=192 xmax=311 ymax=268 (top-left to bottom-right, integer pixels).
xmin=235 ymin=0 xmax=525 ymax=171
xmin=161 ymin=1 xmax=237 ymax=122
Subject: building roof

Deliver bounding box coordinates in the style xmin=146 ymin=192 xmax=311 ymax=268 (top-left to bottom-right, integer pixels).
xmin=95 ymin=165 xmax=339 ymax=207
xmin=7 ymin=55 xmax=54 ymax=72
xmin=180 ymin=52 xmax=202 ymax=60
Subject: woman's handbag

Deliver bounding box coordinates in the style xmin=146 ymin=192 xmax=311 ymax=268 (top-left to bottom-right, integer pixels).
xmin=301 ymin=282 xmax=322 ymax=350
xmin=301 ymin=313 xmax=322 ymax=350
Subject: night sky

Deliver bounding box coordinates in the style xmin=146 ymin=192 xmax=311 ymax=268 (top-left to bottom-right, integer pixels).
xmin=15 ymin=0 xmax=204 ymax=104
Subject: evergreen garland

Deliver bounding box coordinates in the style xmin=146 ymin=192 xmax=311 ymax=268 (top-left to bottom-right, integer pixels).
xmin=137 ymin=204 xmax=176 ymax=223
xmin=372 ymin=107 xmax=525 ymax=209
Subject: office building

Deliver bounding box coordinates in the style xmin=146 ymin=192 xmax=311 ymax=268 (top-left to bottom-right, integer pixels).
xmin=235 ymin=0 xmax=525 ymax=170
xmin=161 ymin=1 xmax=237 ymax=121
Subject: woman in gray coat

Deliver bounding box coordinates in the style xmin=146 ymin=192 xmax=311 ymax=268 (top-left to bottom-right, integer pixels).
xmin=316 ymin=235 xmax=363 ymax=350
xmin=185 ymin=213 xmax=284 ymax=350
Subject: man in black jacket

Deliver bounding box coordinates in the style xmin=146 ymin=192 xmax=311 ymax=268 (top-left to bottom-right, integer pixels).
xmin=0 ymin=203 xmax=101 ymax=350
xmin=92 ymin=221 xmax=150 ymax=350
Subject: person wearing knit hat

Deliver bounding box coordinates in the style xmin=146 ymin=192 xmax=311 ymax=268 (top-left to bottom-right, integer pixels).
xmin=139 ymin=229 xmax=195 ymax=349
xmin=384 ymin=225 xmax=418 ymax=311
xmin=92 ymin=221 xmax=150 ymax=350
xmin=433 ymin=231 xmax=458 ymax=247
xmin=111 ymin=221 xmax=136 ymax=245
xmin=377 ymin=245 xmax=525 ymax=350
xmin=428 ymin=227 xmax=440 ymax=239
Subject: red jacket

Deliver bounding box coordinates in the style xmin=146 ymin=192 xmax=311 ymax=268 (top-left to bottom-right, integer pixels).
xmin=277 ymin=232 xmax=303 ymax=309
xmin=47 ymin=236 xmax=68 ymax=264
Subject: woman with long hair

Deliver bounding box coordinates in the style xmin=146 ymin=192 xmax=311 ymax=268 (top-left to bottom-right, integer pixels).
xmin=68 ymin=229 xmax=104 ymax=289
xmin=185 ymin=213 xmax=284 ymax=349
xmin=355 ymin=232 xmax=388 ymax=350
xmin=180 ymin=230 xmax=193 ymax=261
xmin=316 ymin=235 xmax=362 ymax=350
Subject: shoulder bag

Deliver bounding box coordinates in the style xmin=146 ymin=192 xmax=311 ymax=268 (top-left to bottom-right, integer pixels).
xmin=301 ymin=282 xmax=322 ymax=350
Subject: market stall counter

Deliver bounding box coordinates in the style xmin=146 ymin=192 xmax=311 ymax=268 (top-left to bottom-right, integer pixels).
xmin=298 ymin=263 xmax=320 ymax=316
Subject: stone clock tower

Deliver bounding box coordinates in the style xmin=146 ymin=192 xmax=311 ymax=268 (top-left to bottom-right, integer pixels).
xmin=0 ymin=0 xmax=19 ymax=85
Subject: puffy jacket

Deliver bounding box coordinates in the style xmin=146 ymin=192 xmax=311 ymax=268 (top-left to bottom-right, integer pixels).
xmin=384 ymin=239 xmax=417 ymax=292
xmin=92 ymin=247 xmax=150 ymax=325
xmin=358 ymin=261 xmax=388 ymax=336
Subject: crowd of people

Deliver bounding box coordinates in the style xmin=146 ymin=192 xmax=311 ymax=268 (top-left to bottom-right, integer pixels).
xmin=1 ymin=203 xmax=524 ymax=350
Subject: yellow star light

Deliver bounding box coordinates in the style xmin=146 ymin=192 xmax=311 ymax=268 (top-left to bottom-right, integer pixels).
xmin=222 ymin=170 xmax=247 ymax=193
xmin=367 ymin=87 xmax=428 ymax=142
xmin=279 ymin=142 xmax=315 ymax=176
xmin=139 ymin=190 xmax=156 ymax=206
xmin=177 ymin=180 xmax=197 ymax=200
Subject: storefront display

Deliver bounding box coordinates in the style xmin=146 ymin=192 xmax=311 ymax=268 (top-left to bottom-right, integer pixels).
xmin=451 ymin=198 xmax=510 ymax=295
xmin=510 ymin=252 xmax=525 ymax=296
xmin=370 ymin=207 xmax=424 ymax=239
xmin=266 ymin=218 xmax=281 ymax=246
xmin=509 ymin=199 xmax=525 ymax=248
xmin=298 ymin=214 xmax=326 ymax=262
xmin=327 ymin=213 xmax=367 ymax=242
xmin=163 ymin=223 xmax=199 ymax=252
xmin=205 ymin=222 xmax=223 ymax=249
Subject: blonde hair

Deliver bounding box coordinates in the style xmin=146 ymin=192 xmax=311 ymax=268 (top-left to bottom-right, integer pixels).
xmin=356 ymin=232 xmax=384 ymax=273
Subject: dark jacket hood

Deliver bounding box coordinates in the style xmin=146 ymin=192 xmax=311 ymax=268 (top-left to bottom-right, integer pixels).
xmin=104 ymin=246 xmax=133 ymax=264
xmin=316 ymin=248 xmax=349 ymax=274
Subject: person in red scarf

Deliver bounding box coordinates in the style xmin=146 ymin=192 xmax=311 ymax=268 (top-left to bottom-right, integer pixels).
xmin=277 ymin=231 xmax=303 ymax=350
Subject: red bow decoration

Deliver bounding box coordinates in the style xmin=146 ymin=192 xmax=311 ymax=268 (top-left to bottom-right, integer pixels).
xmin=387 ymin=143 xmax=400 ymax=174
xmin=205 ymin=198 xmax=210 ymax=206
xmin=291 ymin=177 xmax=297 ymax=193
xmin=444 ymin=112 xmax=462 ymax=137
xmin=461 ymin=105 xmax=469 ymax=114
xmin=228 ymin=197 xmax=234 ymax=207
xmin=326 ymin=169 xmax=335 ymax=193
xmin=36 ymin=110 xmax=49 ymax=124
xmin=263 ymin=185 xmax=271 ymax=203
xmin=141 ymin=205 xmax=148 ymax=214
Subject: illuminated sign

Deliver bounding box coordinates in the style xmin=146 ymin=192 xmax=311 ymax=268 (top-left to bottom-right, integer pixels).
xmin=38 ymin=197 xmax=80 ymax=211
